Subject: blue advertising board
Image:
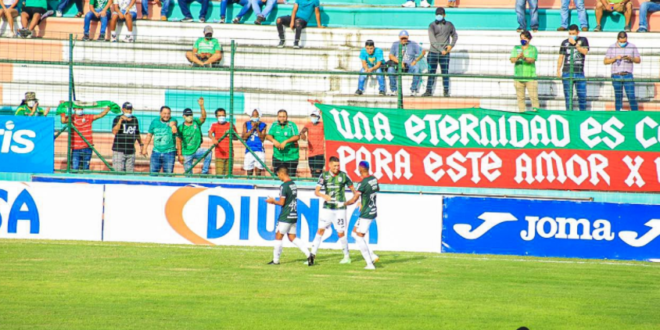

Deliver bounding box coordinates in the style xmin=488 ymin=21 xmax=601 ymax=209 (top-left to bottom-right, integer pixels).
xmin=442 ymin=197 xmax=660 ymax=261
xmin=0 ymin=115 xmax=54 ymax=174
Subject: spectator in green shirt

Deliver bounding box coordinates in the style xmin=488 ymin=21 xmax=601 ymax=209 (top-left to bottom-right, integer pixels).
xmin=176 ymin=98 xmax=211 ymax=175
xmin=266 ymin=109 xmax=300 ymax=177
xmin=186 ymin=25 xmax=223 ymax=67
xmin=19 ymin=0 xmax=47 ymax=38
xmin=14 ymin=92 xmax=50 ymax=116
xmin=142 ymin=106 xmax=178 ymax=174
xmin=509 ymin=30 xmax=539 ymax=112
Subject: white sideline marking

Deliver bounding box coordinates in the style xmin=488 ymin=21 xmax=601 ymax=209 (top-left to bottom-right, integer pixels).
xmin=2 ymin=240 xmax=658 ymax=268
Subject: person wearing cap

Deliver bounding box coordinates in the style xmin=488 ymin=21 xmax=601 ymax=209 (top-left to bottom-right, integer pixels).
xmin=186 ymin=25 xmax=223 ymax=67
xmin=178 ymin=0 xmax=208 ymax=23
xmin=61 ymin=105 xmax=112 ymax=171
xmin=111 ymin=102 xmax=142 ymax=172
xmin=109 ymin=0 xmax=137 ymax=43
xmin=15 ymin=92 xmax=50 ymax=116
xmin=300 ymin=109 xmax=325 ymax=177
xmin=142 ymin=106 xmax=178 ymax=174
xmin=209 ymin=107 xmax=237 ymax=176
xmin=558 ymin=0 xmax=588 ymax=32
xmin=346 ymin=160 xmax=380 ymax=270
xmin=636 ymin=0 xmax=660 ymax=33
xmin=241 ymin=108 xmax=267 ymax=177
xmin=266 ymin=109 xmax=300 ymax=177
xmin=177 ymin=97 xmax=210 ymax=174
xmin=276 ymin=0 xmax=323 ymax=49
xmin=82 ymin=0 xmax=113 ymax=41
xmin=604 ymin=31 xmax=640 ymax=111
xmin=594 ymin=0 xmax=633 ymax=32
xmin=355 ymin=40 xmax=386 ymax=96
xmin=0 ymin=0 xmax=20 ymax=38
xmin=510 ymin=30 xmax=539 ymax=112
xmin=424 ymin=7 xmax=457 ymax=98
xmin=557 ymin=24 xmax=589 ymax=111
xmin=515 ymin=0 xmax=538 ymax=33
xmin=388 ymin=30 xmax=424 ymax=97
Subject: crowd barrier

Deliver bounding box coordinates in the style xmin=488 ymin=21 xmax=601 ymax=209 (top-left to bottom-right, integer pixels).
xmin=1 ymin=180 xmax=658 ymax=261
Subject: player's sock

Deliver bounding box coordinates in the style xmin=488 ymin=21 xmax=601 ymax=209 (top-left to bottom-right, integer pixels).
xmin=311 ymin=234 xmax=323 ymax=255
xmin=339 ymin=234 xmax=349 ymax=258
xmin=291 ymin=238 xmax=311 ymax=258
xmin=273 ymin=239 xmax=283 ymax=263
xmin=352 ymin=232 xmax=373 ymax=265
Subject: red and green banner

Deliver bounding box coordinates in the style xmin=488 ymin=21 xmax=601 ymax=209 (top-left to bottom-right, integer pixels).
xmin=316 ymin=104 xmax=660 ymax=192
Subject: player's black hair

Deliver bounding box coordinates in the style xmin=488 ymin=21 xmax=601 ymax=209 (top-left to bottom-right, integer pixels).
xmin=215 ymin=108 xmax=226 ymax=116
xmin=160 ymin=106 xmax=171 ymax=112
xmin=365 ymin=40 xmax=375 ymax=47
xmin=568 ymin=24 xmax=579 ymax=32
xmin=329 ymin=156 xmax=340 ymax=163
xmin=276 ymin=165 xmax=288 ymax=174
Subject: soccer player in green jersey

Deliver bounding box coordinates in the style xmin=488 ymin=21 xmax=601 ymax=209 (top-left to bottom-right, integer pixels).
xmin=347 ymin=161 xmax=380 ymax=270
xmin=310 ymin=156 xmax=358 ymax=264
xmin=266 ymin=165 xmax=314 ymax=266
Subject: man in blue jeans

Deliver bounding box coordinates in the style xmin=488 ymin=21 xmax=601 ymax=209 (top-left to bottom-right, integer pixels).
xmin=142 ymin=106 xmax=178 ymax=174
xmin=142 ymin=0 xmax=170 ymax=20
xmin=558 ymin=0 xmax=588 ymax=31
xmin=424 ymin=7 xmax=457 ymax=97
xmin=251 ymin=0 xmax=276 ymax=24
xmin=82 ymin=0 xmax=113 ymax=41
xmin=604 ymin=31 xmax=640 ymax=111
xmin=388 ymin=30 xmax=423 ymax=96
xmin=178 ymin=0 xmax=208 ymax=22
xmin=557 ymin=25 xmax=589 ymax=111
xmin=516 ymin=0 xmax=538 ymax=32
xmin=355 ymin=40 xmax=386 ymax=96
xmin=219 ymin=0 xmax=251 ymax=23
xmin=636 ymin=0 xmax=660 ymax=32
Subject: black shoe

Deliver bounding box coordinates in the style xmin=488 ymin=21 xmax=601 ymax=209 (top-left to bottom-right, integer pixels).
xmin=277 ymin=40 xmax=285 ymax=48
xmin=255 ymin=15 xmax=264 ymax=25
xmin=81 ymin=34 xmax=90 ymax=41
xmin=379 ymin=91 xmax=386 ymax=96
xmin=268 ymin=261 xmax=280 ymax=265
xmin=624 ymin=25 xmax=631 ymax=32
xmin=199 ymin=17 xmax=206 ymax=23
xmin=307 ymin=254 xmax=315 ymax=266
xmin=444 ymin=91 xmax=450 ymax=97
xmin=232 ymin=17 xmax=242 ymax=24
xmin=422 ymin=91 xmax=432 ymax=97
xmin=180 ymin=17 xmax=193 ymax=22
xmin=594 ymin=25 xmax=602 ymax=32
xmin=293 ymin=42 xmax=301 ymax=49
xmin=355 ymin=89 xmax=363 ymax=95
xmin=516 ymin=28 xmax=523 ymax=33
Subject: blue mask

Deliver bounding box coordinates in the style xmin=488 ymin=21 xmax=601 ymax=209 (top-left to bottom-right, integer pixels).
xmin=436 ymin=15 xmax=444 ymax=21
xmin=520 ymin=40 xmax=528 ymax=46
xmin=251 ymin=117 xmax=259 ymax=122
xmin=124 ymin=113 xmax=133 ymax=118
xmin=570 ymin=35 xmax=577 ymax=41
xmin=618 ymin=42 xmax=628 ymax=48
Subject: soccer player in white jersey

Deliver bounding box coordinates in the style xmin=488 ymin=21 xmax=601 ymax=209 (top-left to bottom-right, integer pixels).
xmin=346 ymin=161 xmax=380 ymax=270
xmin=310 ymin=156 xmax=357 ymax=264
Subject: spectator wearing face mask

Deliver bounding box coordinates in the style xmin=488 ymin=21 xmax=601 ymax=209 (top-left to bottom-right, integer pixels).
xmin=510 ymin=30 xmax=539 ymax=112
xmin=15 ymin=92 xmax=50 ymax=116
xmin=61 ymin=105 xmax=112 ymax=170
xmin=142 ymin=106 xmax=178 ymax=174
xmin=111 ymin=102 xmax=142 ymax=172
xmin=424 ymin=7 xmax=457 ymax=98
xmin=177 ymin=98 xmax=210 ymax=174
xmin=604 ymin=31 xmax=640 ymax=111
xmin=299 ymin=109 xmax=324 ymax=178
xmin=556 ymin=24 xmax=589 ymax=111
xmin=266 ymin=109 xmax=300 ymax=177
xmin=209 ymin=107 xmax=237 ymax=176
xmin=186 ymin=25 xmax=223 ymax=67
xmin=241 ymin=108 xmax=267 ymax=177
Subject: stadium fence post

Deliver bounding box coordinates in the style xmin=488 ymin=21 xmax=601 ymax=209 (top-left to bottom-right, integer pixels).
xmin=228 ymin=40 xmax=236 ymax=179
xmin=397 ymin=43 xmax=403 ymax=109
xmin=66 ymin=34 xmax=74 ymax=173
xmin=569 ymin=47 xmax=575 ymax=111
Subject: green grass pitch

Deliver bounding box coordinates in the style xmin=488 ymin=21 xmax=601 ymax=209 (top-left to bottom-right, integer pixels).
xmin=1 ymin=239 xmax=659 ymax=329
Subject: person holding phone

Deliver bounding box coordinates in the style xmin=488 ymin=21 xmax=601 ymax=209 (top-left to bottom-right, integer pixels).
xmin=604 ymin=31 xmax=640 ymax=111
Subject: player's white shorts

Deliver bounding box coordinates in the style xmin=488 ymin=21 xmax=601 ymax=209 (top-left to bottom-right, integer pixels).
xmin=243 ymin=151 xmax=265 ymax=170
xmin=277 ymin=222 xmax=296 ymax=235
xmin=319 ymin=209 xmax=347 ymax=233
xmin=355 ymin=218 xmax=374 ymax=234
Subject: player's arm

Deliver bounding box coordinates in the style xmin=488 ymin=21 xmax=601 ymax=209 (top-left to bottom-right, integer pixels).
xmin=346 ymin=191 xmax=361 ymax=206
xmin=315 ymin=185 xmax=331 ymax=202
xmin=266 ymin=195 xmax=286 ymax=206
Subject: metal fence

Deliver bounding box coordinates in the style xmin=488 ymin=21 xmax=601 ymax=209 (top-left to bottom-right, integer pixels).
xmin=1 ymin=34 xmax=659 ymax=179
